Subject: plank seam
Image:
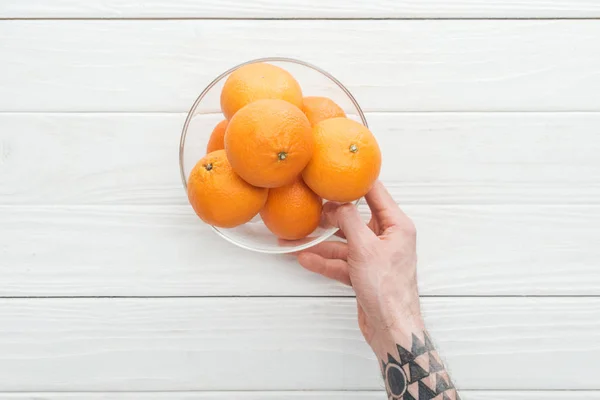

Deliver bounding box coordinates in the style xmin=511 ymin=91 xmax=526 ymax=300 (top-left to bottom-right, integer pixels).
xmin=0 ymin=295 xmax=599 ymax=299
xmin=5 ymin=110 xmax=600 ymax=114
xmin=3 ymin=204 xmax=600 ymax=209
xmin=3 ymin=17 xmax=600 ymax=21
xmin=0 ymin=389 xmax=598 ymax=392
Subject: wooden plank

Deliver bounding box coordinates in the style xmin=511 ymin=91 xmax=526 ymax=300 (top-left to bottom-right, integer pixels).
xmin=1 ymin=204 xmax=599 ymax=296
xmin=1 ymin=392 xmax=600 ymax=400
xmin=0 ymin=113 xmax=182 ymax=205
xmin=0 ymin=298 xmax=597 ymax=390
xmin=2 ymin=21 xmax=600 ymax=112
xmin=3 ymin=0 xmax=600 ymax=18
xmin=3 ymin=112 xmax=600 ymax=206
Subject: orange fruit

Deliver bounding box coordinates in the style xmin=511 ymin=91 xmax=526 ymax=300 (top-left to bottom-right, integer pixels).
xmin=206 ymin=119 xmax=228 ymax=153
xmin=260 ymin=179 xmax=322 ymax=240
xmin=220 ymin=63 xmax=303 ymax=120
xmin=225 ymin=99 xmax=313 ymax=188
xmin=303 ymin=117 xmax=381 ymax=202
xmin=301 ymin=96 xmax=346 ymax=126
xmin=187 ymin=150 xmax=268 ymax=228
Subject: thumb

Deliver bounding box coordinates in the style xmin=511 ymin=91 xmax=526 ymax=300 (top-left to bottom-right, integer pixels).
xmin=323 ymin=202 xmax=376 ymax=245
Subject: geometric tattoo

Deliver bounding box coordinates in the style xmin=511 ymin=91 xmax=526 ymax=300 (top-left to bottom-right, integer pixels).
xmin=381 ymin=330 xmax=460 ymax=400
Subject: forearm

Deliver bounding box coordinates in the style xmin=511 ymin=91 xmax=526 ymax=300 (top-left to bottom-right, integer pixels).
xmin=374 ymin=321 xmax=459 ymax=400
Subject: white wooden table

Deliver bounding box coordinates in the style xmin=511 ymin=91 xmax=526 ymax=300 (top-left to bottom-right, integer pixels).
xmin=1 ymin=1 xmax=600 ymax=398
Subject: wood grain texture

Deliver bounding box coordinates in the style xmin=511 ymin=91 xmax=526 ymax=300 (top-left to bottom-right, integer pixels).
xmin=2 ymin=112 xmax=600 ymax=206
xmin=1 ymin=204 xmax=599 ymax=296
xmin=3 ymin=0 xmax=600 ymax=18
xmin=0 ymin=298 xmax=597 ymax=391
xmin=1 ymin=392 xmax=600 ymax=400
xmin=2 ymin=21 xmax=600 ymax=112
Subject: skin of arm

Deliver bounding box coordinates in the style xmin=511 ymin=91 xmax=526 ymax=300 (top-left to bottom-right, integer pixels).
xmin=297 ymin=181 xmax=459 ymax=400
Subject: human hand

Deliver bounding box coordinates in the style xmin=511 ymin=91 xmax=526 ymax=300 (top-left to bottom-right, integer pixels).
xmin=297 ymin=181 xmax=423 ymax=358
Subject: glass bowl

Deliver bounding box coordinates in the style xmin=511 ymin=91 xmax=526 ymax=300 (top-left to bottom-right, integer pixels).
xmin=179 ymin=57 xmax=368 ymax=254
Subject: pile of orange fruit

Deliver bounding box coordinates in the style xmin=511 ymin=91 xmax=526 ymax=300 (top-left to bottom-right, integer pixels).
xmin=187 ymin=62 xmax=381 ymax=240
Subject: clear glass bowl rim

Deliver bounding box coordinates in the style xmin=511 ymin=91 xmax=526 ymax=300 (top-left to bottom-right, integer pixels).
xmin=179 ymin=56 xmax=368 ymax=254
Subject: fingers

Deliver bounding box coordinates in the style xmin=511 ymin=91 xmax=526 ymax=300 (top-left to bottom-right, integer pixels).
xmin=297 ymin=252 xmax=351 ymax=286
xmin=322 ymin=202 xmax=376 ymax=245
xmin=365 ymin=181 xmax=398 ymax=213
xmin=334 ymin=230 xmax=346 ymax=240
xmin=365 ymin=181 xmax=412 ymax=231
xmin=302 ymin=241 xmax=349 ymax=260
xmin=318 ymin=211 xmax=348 ymax=239
xmin=365 ymin=180 xmax=404 ymax=221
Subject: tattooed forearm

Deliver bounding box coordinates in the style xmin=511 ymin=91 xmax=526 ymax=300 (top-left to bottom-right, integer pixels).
xmin=381 ymin=330 xmax=459 ymax=400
